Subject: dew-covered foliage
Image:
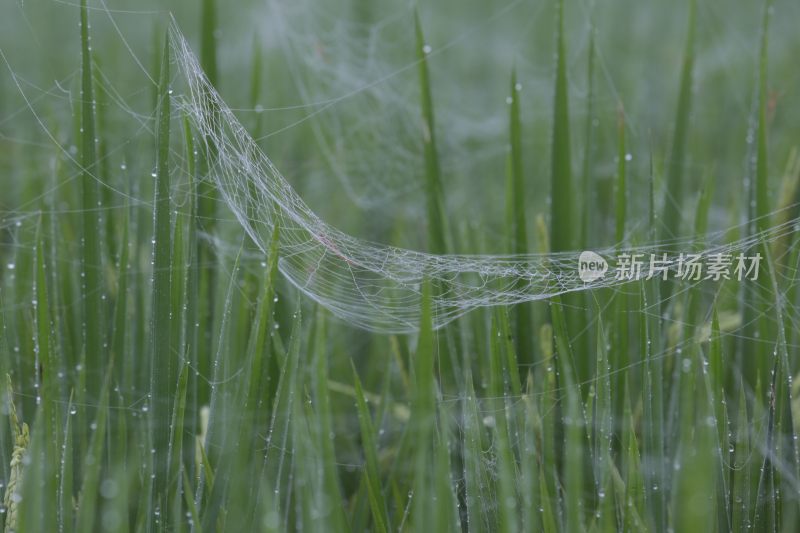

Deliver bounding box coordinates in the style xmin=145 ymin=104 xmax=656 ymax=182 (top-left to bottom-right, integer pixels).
xmin=1 ymin=0 xmax=800 ymax=531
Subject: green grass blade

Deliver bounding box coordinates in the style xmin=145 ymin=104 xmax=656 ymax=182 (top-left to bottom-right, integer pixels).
xmin=752 ymin=2 xmax=775 ymax=390
xmin=259 ymin=310 xmax=303 ymax=528
xmin=615 ymin=108 xmax=627 ymax=245
xmin=311 ymin=311 xmax=350 ymax=531
xmin=489 ymin=311 xmax=519 ymax=533
xmin=411 ymin=278 xmax=436 ymax=528
xmin=462 ymin=370 xmax=488 ymax=533
xmin=581 ymin=21 xmax=596 ymax=248
xmin=641 ymin=281 xmax=665 ymax=530
xmin=660 ymin=0 xmax=696 ymax=241
xmin=150 ymin=30 xmax=173 ymax=513
xmin=59 ymin=394 xmax=75 ymax=533
xmin=200 ymin=0 xmax=218 ymax=88
xmin=551 ymin=296 xmax=584 ymax=531
xmin=167 ymin=362 xmax=189 ymax=516
xmin=415 ymin=12 xmax=449 ymax=255
xmin=507 ymin=68 xmax=533 ymax=370
xmin=75 ymin=361 xmax=113 ymax=533
xmin=550 ymin=0 xmax=588 ymax=385
xmin=112 ymin=208 xmax=131 ymax=393
xmin=754 ymin=0 xmax=772 ymax=233
xmin=731 ymin=379 xmax=752 ymax=531
xmin=79 ymin=0 xmax=105 ymax=399
xmin=353 ymin=366 xmax=390 ymax=533
xmin=550 ymin=0 xmax=573 ymax=253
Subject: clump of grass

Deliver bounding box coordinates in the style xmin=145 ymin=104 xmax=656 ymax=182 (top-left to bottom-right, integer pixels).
xmin=0 ymin=0 xmax=798 ymax=532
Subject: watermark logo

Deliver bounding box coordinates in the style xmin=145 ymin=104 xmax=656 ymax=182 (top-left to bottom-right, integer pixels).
xmin=578 ymin=251 xmax=608 ymax=282
xmin=577 ymin=251 xmax=762 ymax=282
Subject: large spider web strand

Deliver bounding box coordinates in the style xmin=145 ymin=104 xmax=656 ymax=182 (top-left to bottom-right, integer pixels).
xmin=169 ymin=24 xmax=797 ymax=334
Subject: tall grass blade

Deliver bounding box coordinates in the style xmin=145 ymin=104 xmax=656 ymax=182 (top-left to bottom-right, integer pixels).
xmin=660 ymin=0 xmax=695 ymax=241
xmin=75 ymin=361 xmax=113 ymax=533
xmin=353 ymin=366 xmax=390 ymax=533
xmin=150 ymin=30 xmax=173 ymax=513
xmin=415 ymin=12 xmax=448 ymax=255
xmin=507 ymin=68 xmax=533 ymax=370
xmin=550 ymin=0 xmax=573 ymax=253
xmin=411 ymin=278 xmax=436 ymax=528
xmin=79 ymin=0 xmax=104 ymax=400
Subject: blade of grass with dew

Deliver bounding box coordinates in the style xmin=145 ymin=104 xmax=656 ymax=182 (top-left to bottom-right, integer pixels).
xmin=551 ymin=296 xmax=583 ymax=531
xmin=772 ymin=148 xmax=800 ymax=271
xmin=660 ymin=0 xmax=695 ymax=242
xmin=507 ymin=68 xmax=532 ymax=369
xmin=497 ymin=307 xmax=522 ymax=399
xmin=79 ymin=0 xmax=105 ymax=404
xmin=222 ymin=231 xmax=280 ymax=529
xmin=75 ymin=359 xmax=113 ymax=533
xmin=411 ymin=278 xmax=436 ymax=529
xmin=519 ymin=375 xmax=541 ymax=533
xmin=671 ymin=340 xmax=710 ymax=532
xmin=167 ymin=362 xmax=189 ymax=528
xmin=615 ymin=108 xmax=627 ymax=246
xmin=150 ymin=30 xmax=173 ymax=516
xmin=107 ymin=388 xmax=130 ymax=533
xmin=537 ymin=334 xmax=558 ymax=522
xmin=550 ymin=0 xmax=573 ymax=253
xmin=182 ymin=114 xmax=200 ymax=484
xmin=550 ymin=0 xmax=588 ymax=387
xmin=581 ymin=18 xmax=596 ymax=249
xmin=731 ymin=378 xmax=751 ymax=531
xmin=706 ymin=306 xmax=732 ymax=499
xmin=752 ymin=0 xmax=775 ymax=388
xmin=93 ymin=59 xmax=115 ymax=262
xmin=200 ymin=0 xmax=218 ymax=88
xmin=612 ymin=108 xmax=629 ymax=422
xmin=353 ymin=365 xmax=390 ymax=533
xmin=641 ymin=279 xmax=666 ymax=531
xmin=704 ymin=306 xmax=733 ymax=529
xmin=241 ymin=226 xmax=280 ymax=445
xmin=292 ymin=386 xmax=318 ymax=530
xmin=489 ymin=311 xmax=519 ymax=533
xmin=659 ymin=0 xmax=696 ymax=321
xmin=32 ymin=230 xmax=60 ymax=533
xmin=59 ymin=393 xmax=75 ymax=533
xmin=310 ymin=310 xmax=349 ymax=531
xmin=259 ymin=310 xmax=302 ymax=528
xmin=171 ymin=213 xmax=185 ymax=373
xmin=414 ymin=12 xmax=448 ymax=256
xmin=771 ymin=254 xmax=800 ymax=525
xmin=679 ymin=371 xmax=719 ymax=533
xmin=415 ymin=12 xmax=465 ymax=387
xmin=196 ymin=0 xmax=220 ymax=414
xmin=198 ymin=249 xmax=243 ymax=530
xmin=618 ymin=383 xmax=643 ymax=531
xmin=759 ymin=248 xmax=795 ymax=530
xmin=112 ymin=207 xmax=131 ymax=393
xmin=249 ymin=33 xmax=263 ymax=141
xmin=18 ymin=398 xmax=48 ymax=532
xmin=462 ymin=369 xmax=488 ymax=533
xmin=593 ymin=314 xmax=613 ymax=525
xmin=433 ymin=397 xmax=460 ymax=531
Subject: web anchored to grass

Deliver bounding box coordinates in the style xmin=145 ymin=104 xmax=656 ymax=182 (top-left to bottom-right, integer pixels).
xmin=171 ymin=24 xmax=798 ymax=334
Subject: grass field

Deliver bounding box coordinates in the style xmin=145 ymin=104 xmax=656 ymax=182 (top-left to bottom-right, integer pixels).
xmin=1 ymin=0 xmax=800 ymax=531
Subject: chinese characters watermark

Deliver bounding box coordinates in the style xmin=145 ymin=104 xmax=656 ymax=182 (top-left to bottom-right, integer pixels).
xmin=578 ymin=251 xmax=761 ymax=283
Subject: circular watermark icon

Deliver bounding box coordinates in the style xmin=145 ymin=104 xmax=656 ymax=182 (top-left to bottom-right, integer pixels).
xmin=578 ymin=251 xmax=608 ymax=282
